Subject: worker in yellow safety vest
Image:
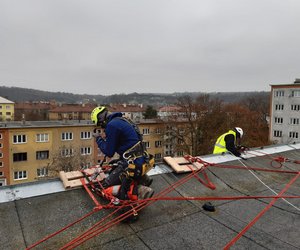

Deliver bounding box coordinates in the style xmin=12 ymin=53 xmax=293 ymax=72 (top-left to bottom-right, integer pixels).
xmin=213 ymin=127 xmax=246 ymax=160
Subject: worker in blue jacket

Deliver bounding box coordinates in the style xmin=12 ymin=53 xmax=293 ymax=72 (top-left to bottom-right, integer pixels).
xmin=90 ymin=106 xmax=155 ymax=207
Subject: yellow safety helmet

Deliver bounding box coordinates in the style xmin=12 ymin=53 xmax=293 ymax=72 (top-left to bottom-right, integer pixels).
xmin=90 ymin=106 xmax=108 ymax=127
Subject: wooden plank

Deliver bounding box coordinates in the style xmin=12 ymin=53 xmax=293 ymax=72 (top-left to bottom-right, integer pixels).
xmin=59 ymin=168 xmax=106 ymax=189
xmin=164 ymin=156 xmax=203 ymax=173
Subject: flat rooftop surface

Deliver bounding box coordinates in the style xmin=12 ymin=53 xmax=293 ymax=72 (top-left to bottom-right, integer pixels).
xmin=0 ymin=144 xmax=300 ymax=249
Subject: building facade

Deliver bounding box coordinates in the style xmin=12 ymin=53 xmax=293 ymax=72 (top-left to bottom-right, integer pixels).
xmin=0 ymin=120 xmax=98 ymax=186
xmin=0 ymin=96 xmax=14 ymax=122
xmin=0 ymin=117 xmax=191 ymax=186
xmin=270 ymin=79 xmax=300 ymax=144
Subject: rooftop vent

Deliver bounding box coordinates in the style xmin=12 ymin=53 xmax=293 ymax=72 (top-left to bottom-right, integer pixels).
xmin=294 ymin=78 xmax=300 ymax=84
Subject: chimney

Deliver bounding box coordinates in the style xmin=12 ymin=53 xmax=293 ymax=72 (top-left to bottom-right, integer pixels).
xmin=21 ymin=114 xmax=26 ymax=125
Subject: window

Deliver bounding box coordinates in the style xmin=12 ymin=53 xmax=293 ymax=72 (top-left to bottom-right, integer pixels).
xmin=291 ymin=90 xmax=300 ymax=97
xmin=177 ymin=151 xmax=184 ymax=156
xmin=6 ymin=106 xmax=11 ymax=109
xmin=61 ymin=132 xmax=73 ymax=141
xmin=13 ymin=152 xmax=27 ymax=162
xmin=61 ymin=148 xmax=74 ymax=157
xmin=80 ymin=131 xmax=91 ymax=139
xmin=273 ymin=130 xmax=282 ymax=137
xmin=275 ymin=104 xmax=284 ymax=111
xmin=0 ymin=152 xmax=2 ymax=158
xmin=36 ymin=150 xmax=49 ymax=160
xmin=0 ymin=143 xmax=2 ymax=148
xmin=274 ymin=90 xmax=284 ymax=97
xmin=155 ymin=128 xmax=162 ymax=134
xmin=0 ymin=162 xmax=3 ymax=167
xmin=154 ymin=153 xmax=162 ymax=160
xmin=36 ymin=133 xmax=49 ymax=142
xmin=291 ymin=104 xmax=300 ymax=111
xmin=143 ymin=141 xmax=150 ymax=148
xmin=274 ymin=117 xmax=283 ymax=124
xmin=290 ymin=118 xmax=299 ymax=125
xmin=14 ymin=170 xmax=27 ymax=180
xmin=178 ymin=139 xmax=184 ymax=145
xmin=0 ymin=172 xmax=3 ymax=177
xmin=13 ymin=134 xmax=27 ymax=144
xmin=81 ymin=147 xmax=91 ymax=155
xmin=179 ymin=128 xmax=185 ymax=134
xmin=0 ymin=133 xmax=2 ymax=139
xmin=142 ymin=128 xmax=150 ymax=135
xmin=6 ymin=112 xmax=11 ymax=115
xmin=155 ymin=141 xmax=162 ymax=147
xmin=37 ymin=167 xmax=48 ymax=177
xmin=81 ymin=162 xmax=92 ymax=169
xmin=289 ymin=131 xmax=299 ymax=138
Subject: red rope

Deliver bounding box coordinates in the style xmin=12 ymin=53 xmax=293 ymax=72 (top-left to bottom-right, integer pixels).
xmin=149 ymin=195 xmax=300 ymax=201
xmin=223 ymin=171 xmax=300 ymax=249
xmin=60 ymin=163 xmax=215 ymax=249
xmin=26 ymin=210 xmax=97 ymax=250
xmin=28 ymin=154 xmax=300 ymax=249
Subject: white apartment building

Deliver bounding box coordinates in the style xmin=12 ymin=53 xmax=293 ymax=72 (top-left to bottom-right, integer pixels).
xmin=270 ymin=79 xmax=300 ymax=144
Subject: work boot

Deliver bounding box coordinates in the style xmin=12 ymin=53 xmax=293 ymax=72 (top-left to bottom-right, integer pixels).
xmin=138 ymin=185 xmax=154 ymax=200
xmin=139 ymin=174 xmax=153 ymax=187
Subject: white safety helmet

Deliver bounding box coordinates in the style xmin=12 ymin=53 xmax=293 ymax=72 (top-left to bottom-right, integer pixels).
xmin=235 ymin=127 xmax=243 ymax=138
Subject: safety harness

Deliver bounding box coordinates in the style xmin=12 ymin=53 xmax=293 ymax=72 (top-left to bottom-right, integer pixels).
xmin=117 ymin=117 xmax=155 ymax=175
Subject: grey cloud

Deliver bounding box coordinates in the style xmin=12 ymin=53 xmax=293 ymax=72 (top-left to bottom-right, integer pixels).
xmin=1 ymin=0 xmax=300 ymax=95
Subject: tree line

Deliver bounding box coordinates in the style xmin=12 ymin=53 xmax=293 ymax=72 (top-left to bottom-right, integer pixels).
xmin=166 ymin=94 xmax=270 ymax=156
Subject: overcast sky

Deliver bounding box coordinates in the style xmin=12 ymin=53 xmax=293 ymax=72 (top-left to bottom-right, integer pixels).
xmin=1 ymin=0 xmax=300 ymax=95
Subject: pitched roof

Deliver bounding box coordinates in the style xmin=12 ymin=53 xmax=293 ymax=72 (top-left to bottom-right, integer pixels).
xmin=110 ymin=104 xmax=145 ymax=112
xmin=0 ymin=96 xmax=14 ymax=104
xmin=15 ymin=102 xmax=52 ymax=110
xmin=49 ymin=104 xmax=97 ymax=113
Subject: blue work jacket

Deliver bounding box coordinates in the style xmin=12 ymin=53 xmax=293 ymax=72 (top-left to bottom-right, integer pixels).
xmin=96 ymin=112 xmax=143 ymax=162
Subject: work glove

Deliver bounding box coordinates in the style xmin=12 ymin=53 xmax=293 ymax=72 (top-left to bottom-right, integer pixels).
xmin=92 ymin=128 xmax=101 ymax=138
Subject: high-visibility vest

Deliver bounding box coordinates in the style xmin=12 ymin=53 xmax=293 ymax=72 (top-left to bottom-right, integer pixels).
xmin=213 ymin=130 xmax=236 ymax=154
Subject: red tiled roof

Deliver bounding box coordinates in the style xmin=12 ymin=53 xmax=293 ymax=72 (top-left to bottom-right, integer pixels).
xmin=49 ymin=104 xmax=97 ymax=113
xmin=15 ymin=102 xmax=53 ymax=110
xmin=109 ymin=104 xmax=145 ymax=112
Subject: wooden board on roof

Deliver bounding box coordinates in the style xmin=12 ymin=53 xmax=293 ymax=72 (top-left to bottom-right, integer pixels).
xmin=163 ymin=156 xmax=203 ymax=173
xmin=59 ymin=168 xmax=106 ymax=189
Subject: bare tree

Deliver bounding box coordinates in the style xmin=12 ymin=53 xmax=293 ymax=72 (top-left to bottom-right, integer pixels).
xmin=165 ymin=93 xmax=270 ymax=157
xmin=48 ymin=144 xmax=93 ymax=177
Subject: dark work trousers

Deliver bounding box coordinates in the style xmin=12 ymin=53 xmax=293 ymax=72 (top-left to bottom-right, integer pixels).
xmin=119 ymin=162 xmax=143 ymax=200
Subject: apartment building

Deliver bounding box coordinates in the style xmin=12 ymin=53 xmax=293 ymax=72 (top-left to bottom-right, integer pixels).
xmin=110 ymin=104 xmax=145 ymax=120
xmin=0 ymin=120 xmax=98 ymax=186
xmin=137 ymin=119 xmax=165 ymax=161
xmin=270 ymin=79 xmax=300 ymax=144
xmin=48 ymin=103 xmax=97 ymax=120
xmin=0 ymin=116 xmax=191 ymax=186
xmin=0 ymin=96 xmax=14 ymax=121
